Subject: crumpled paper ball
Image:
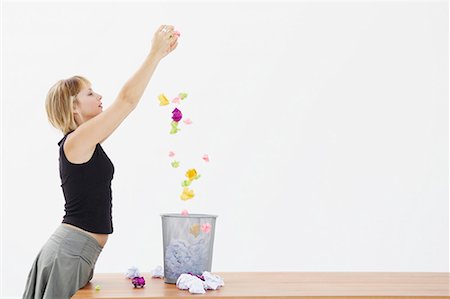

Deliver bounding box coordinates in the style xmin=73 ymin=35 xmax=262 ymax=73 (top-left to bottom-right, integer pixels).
xmin=185 ymin=168 xmax=199 ymax=181
xmin=170 ymin=120 xmax=181 ymax=134
xmin=176 ymin=271 xmax=225 ymax=294
xmin=132 ymin=276 xmax=146 ymax=288
xmin=176 ymin=273 xmax=206 ymax=294
xmin=179 ymin=92 xmax=188 ymax=99
xmin=172 ymin=108 xmax=183 ymax=122
xmin=151 ymin=265 xmax=164 ymax=278
xmin=125 ymin=266 xmax=140 ymax=279
xmin=158 ymin=93 xmax=169 ymax=106
xmin=203 ymin=271 xmax=225 ymax=290
xmin=180 ymin=187 xmax=195 ymax=201
xmin=201 ymin=223 xmax=212 ymax=233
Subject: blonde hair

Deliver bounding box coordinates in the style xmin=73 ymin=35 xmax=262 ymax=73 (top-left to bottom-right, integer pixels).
xmin=45 ymin=75 xmax=91 ymax=135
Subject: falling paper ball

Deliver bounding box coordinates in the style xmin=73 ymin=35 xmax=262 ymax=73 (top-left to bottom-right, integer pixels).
xmin=172 ymin=97 xmax=181 ymax=104
xmin=172 ymin=108 xmax=183 ymax=122
xmin=171 ymin=160 xmax=180 ymax=168
xmin=168 ymin=151 xmax=175 ymax=157
xmin=170 ymin=121 xmax=181 ymax=134
xmin=202 ymin=154 xmax=209 ymax=162
xmin=183 ymin=118 xmax=192 ymax=125
xmin=201 ymin=223 xmax=212 ymax=233
xmin=158 ymin=93 xmax=169 ymax=106
xmin=180 ymin=187 xmax=195 ymax=201
xmin=179 ymin=92 xmax=188 ymax=100
xmin=95 ymin=285 xmax=101 ymax=291
xmin=185 ymin=169 xmax=198 ymax=181
xmin=181 ymin=179 xmax=191 ymax=187
xmin=181 ymin=209 xmax=189 ymax=216
xmin=190 ymin=223 xmax=200 ymax=237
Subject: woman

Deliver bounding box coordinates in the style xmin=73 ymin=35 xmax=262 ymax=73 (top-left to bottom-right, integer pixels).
xmin=22 ymin=24 xmax=179 ymax=299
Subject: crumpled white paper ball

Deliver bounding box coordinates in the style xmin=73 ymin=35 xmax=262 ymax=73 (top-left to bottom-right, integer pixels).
xmin=151 ymin=265 xmax=164 ymax=278
xmin=203 ymin=271 xmax=225 ymax=290
xmin=125 ymin=266 xmax=140 ymax=279
xmin=176 ymin=273 xmax=206 ymax=294
xmin=176 ymin=271 xmax=224 ymax=294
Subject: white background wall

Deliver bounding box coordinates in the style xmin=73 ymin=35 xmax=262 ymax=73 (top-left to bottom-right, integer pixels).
xmin=1 ymin=0 xmax=448 ymax=298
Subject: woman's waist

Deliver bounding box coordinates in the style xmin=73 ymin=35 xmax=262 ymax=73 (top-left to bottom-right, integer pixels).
xmin=61 ymin=223 xmax=108 ymax=248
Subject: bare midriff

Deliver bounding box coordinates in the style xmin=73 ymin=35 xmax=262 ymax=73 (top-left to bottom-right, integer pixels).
xmin=62 ymin=223 xmax=108 ymax=248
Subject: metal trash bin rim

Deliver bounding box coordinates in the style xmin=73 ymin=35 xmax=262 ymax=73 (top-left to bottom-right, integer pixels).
xmin=160 ymin=213 xmax=218 ymax=218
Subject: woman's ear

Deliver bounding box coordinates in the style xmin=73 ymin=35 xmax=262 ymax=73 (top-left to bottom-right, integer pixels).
xmin=72 ymin=100 xmax=80 ymax=114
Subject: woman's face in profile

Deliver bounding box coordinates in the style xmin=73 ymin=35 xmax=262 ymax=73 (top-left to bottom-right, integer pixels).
xmin=73 ymin=85 xmax=103 ymax=120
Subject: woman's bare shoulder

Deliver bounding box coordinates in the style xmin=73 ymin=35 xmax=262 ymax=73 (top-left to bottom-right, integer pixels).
xmin=64 ymin=131 xmax=97 ymax=164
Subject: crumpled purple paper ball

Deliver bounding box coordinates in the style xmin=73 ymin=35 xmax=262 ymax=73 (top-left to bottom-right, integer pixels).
xmin=172 ymin=108 xmax=183 ymax=122
xmin=132 ymin=276 xmax=146 ymax=288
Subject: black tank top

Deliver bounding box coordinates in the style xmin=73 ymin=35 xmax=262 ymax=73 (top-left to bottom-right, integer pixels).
xmin=57 ymin=131 xmax=115 ymax=234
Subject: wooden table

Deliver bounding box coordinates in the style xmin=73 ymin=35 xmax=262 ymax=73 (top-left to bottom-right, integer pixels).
xmin=73 ymin=272 xmax=450 ymax=298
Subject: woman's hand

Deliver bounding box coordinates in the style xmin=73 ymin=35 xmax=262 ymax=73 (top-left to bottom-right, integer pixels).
xmin=150 ymin=24 xmax=179 ymax=61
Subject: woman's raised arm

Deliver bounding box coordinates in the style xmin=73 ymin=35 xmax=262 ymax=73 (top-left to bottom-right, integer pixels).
xmin=65 ymin=25 xmax=179 ymax=160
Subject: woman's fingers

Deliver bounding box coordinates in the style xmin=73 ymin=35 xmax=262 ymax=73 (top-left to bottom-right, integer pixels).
xmin=169 ymin=33 xmax=178 ymax=42
xmin=170 ymin=37 xmax=178 ymax=46
xmin=169 ymin=41 xmax=178 ymax=52
xmin=159 ymin=25 xmax=175 ymax=33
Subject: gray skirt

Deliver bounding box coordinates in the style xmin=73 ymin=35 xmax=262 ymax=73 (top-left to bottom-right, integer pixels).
xmin=22 ymin=223 xmax=104 ymax=299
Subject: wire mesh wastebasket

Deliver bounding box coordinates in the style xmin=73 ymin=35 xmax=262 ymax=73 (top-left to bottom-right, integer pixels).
xmin=160 ymin=213 xmax=218 ymax=284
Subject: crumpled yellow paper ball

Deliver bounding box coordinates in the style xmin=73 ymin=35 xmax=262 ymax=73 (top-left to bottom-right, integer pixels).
xmin=158 ymin=93 xmax=169 ymax=106
xmin=180 ymin=187 xmax=195 ymax=201
xmin=190 ymin=223 xmax=200 ymax=237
